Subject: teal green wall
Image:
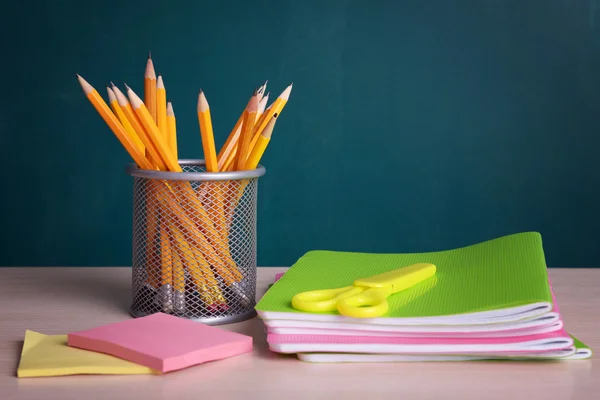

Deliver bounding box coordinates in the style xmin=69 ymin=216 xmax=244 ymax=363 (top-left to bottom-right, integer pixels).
xmin=2 ymin=1 xmax=600 ymax=267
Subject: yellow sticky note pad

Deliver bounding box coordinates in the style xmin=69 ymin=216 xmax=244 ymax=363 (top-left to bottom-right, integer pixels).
xmin=17 ymin=330 xmax=157 ymax=378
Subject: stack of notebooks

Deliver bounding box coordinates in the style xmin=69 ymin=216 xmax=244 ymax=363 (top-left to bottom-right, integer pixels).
xmin=255 ymin=232 xmax=593 ymax=362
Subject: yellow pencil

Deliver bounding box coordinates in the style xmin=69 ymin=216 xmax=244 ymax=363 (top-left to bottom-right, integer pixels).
xmin=197 ymin=90 xmax=218 ymax=172
xmin=107 ymin=86 xmax=144 ymax=154
xmin=216 ymin=90 xmax=259 ymax=171
xmin=216 ymin=83 xmax=266 ymax=172
xmin=78 ymin=76 xmax=163 ymax=293
xmin=257 ymin=92 xmax=269 ymax=120
xmin=225 ymin=114 xmax=278 ymax=231
xmin=127 ymin=85 xmax=178 ymax=172
xmin=156 ymin=75 xmax=168 ymax=141
xmin=144 ymin=54 xmax=157 ymax=122
xmin=256 ymin=80 xmax=267 ymax=102
xmin=129 ymin=84 xmax=239 ymax=275
xmin=113 ymin=83 xmax=165 ymax=293
xmin=112 ymin=84 xmax=166 ymax=171
xmin=170 ymin=220 xmax=216 ymax=309
xmin=244 ymin=113 xmax=277 ymax=170
xmin=166 ymin=102 xmax=178 ymax=160
xmin=158 ymin=221 xmax=174 ymax=312
xmin=234 ymin=90 xmax=258 ymax=170
xmin=76 ymin=75 xmax=151 ymax=170
xmin=130 ymin=85 xmax=241 ymax=275
xmin=248 ymin=84 xmax=292 ymax=158
xmin=170 ymin=242 xmax=186 ymax=312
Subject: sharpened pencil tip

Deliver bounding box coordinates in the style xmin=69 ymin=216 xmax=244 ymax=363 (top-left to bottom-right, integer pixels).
xmin=253 ymin=87 xmax=258 ymax=96
xmin=124 ymin=83 xmax=132 ymax=91
xmin=148 ymin=51 xmax=151 ymax=59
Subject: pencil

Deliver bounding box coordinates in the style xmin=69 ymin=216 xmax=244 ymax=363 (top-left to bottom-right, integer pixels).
xmin=159 ymin=192 xmax=237 ymax=293
xmin=144 ymin=54 xmax=157 ymax=122
xmin=216 ymin=91 xmax=258 ymax=171
xmin=256 ymin=80 xmax=268 ymax=102
xmin=226 ymin=114 xmax=278 ymax=232
xmin=78 ymin=76 xmax=162 ymax=293
xmin=76 ymin=75 xmax=151 ymax=170
xmin=156 ymin=75 xmax=168 ymax=141
xmin=166 ymin=102 xmax=178 ymax=160
xmin=130 ymin=85 xmax=240 ymax=289
xmin=257 ymin=92 xmax=269 ymax=119
xmin=170 ymin=243 xmax=186 ymax=313
xmin=158 ymin=221 xmax=174 ymax=312
xmin=234 ymin=90 xmax=259 ymax=170
xmin=170 ymin=220 xmax=216 ymax=310
xmin=107 ymin=86 xmax=144 ymax=154
xmin=248 ymin=84 xmax=292 ymax=158
xmin=113 ymin=83 xmax=165 ymax=294
xmin=127 ymin=85 xmax=179 ymax=171
xmin=112 ymin=84 xmax=166 ymax=171
xmin=220 ymin=88 xmax=275 ymax=172
xmin=216 ymin=81 xmax=266 ymax=171
xmin=197 ymin=90 xmax=218 ymax=172
xmin=244 ymin=113 xmax=277 ymax=170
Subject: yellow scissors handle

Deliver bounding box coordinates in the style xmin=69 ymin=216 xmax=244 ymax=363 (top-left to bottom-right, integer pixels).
xmin=337 ymin=287 xmax=392 ymax=318
xmin=291 ymin=286 xmax=364 ymax=313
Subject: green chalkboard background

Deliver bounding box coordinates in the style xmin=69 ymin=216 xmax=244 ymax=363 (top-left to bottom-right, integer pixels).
xmin=2 ymin=0 xmax=600 ymax=267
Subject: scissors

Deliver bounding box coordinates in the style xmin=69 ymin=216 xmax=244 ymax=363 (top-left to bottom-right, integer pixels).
xmin=291 ymin=263 xmax=436 ymax=318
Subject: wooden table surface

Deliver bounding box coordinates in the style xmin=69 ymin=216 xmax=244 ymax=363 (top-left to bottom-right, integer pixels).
xmin=0 ymin=267 xmax=598 ymax=400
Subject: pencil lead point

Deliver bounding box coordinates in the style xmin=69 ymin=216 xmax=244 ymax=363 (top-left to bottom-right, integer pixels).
xmin=148 ymin=51 xmax=151 ymax=59
xmin=110 ymin=81 xmax=115 ymax=87
xmin=198 ymin=88 xmax=203 ymax=94
xmin=124 ymin=83 xmax=131 ymax=91
xmin=253 ymin=87 xmax=258 ymax=96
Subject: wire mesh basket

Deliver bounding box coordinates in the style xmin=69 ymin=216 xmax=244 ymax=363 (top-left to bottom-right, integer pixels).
xmin=125 ymin=159 xmax=266 ymax=325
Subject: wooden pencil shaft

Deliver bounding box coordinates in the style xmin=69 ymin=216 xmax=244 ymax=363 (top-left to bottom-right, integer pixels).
xmin=112 ymin=85 xmax=166 ymax=171
xmin=197 ymin=91 xmax=218 ymax=172
xmin=128 ymin=86 xmax=179 ymax=171
xmin=77 ymin=76 xmax=151 ymax=170
xmin=145 ymin=57 xmax=157 ymax=122
xmin=156 ymin=75 xmax=167 ymax=141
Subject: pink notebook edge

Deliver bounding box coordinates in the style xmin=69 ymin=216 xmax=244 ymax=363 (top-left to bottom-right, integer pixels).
xmin=265 ymin=328 xmax=571 ymax=345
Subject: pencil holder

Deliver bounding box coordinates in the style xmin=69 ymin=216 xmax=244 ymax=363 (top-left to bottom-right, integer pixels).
xmin=126 ymin=159 xmax=266 ymax=325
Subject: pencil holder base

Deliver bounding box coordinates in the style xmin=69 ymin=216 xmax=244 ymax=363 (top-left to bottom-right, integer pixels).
xmin=127 ymin=159 xmax=265 ymax=325
xmin=129 ymin=308 xmax=258 ymax=326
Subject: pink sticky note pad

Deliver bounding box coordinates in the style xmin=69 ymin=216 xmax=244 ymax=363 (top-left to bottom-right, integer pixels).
xmin=67 ymin=313 xmax=253 ymax=373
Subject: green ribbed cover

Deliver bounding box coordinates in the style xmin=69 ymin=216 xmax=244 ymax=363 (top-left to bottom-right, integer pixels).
xmin=256 ymin=232 xmax=552 ymax=318
xmin=571 ymin=335 xmax=592 ymax=354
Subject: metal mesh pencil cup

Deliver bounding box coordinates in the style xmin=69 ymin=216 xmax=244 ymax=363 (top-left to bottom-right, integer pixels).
xmin=126 ymin=159 xmax=266 ymax=325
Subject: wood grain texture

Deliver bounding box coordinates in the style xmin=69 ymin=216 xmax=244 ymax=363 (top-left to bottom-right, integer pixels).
xmin=0 ymin=267 xmax=598 ymax=400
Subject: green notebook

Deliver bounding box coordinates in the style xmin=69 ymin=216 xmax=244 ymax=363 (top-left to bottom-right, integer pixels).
xmin=568 ymin=335 xmax=593 ymax=359
xmin=256 ymin=232 xmax=554 ymax=324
